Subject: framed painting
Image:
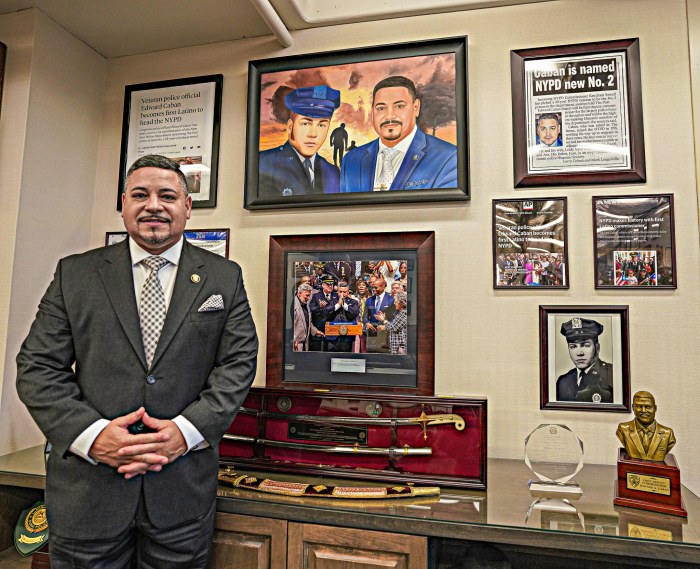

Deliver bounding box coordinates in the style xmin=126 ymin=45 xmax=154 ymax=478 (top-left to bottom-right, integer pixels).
xmin=593 ymin=194 xmax=676 ymax=289
xmin=245 ymin=37 xmax=469 ymax=209
xmin=511 ymin=39 xmax=645 ymax=187
xmin=266 ymin=232 xmax=434 ymax=394
xmin=492 ymin=197 xmax=568 ymax=288
xmin=117 ymin=74 xmax=223 ymax=209
xmin=540 ymin=305 xmax=630 ymax=412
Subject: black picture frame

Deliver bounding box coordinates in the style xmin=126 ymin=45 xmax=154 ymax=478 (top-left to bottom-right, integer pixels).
xmin=106 ymin=228 xmax=230 ymax=258
xmin=492 ymin=197 xmax=569 ymax=289
xmin=266 ymin=232 xmax=435 ymax=395
xmin=0 ymin=42 xmax=6 ymax=118
xmin=540 ymin=305 xmax=630 ymax=412
xmin=593 ymin=194 xmax=677 ymax=289
xmin=117 ymin=74 xmax=223 ymax=210
xmin=511 ymin=38 xmax=645 ymax=187
xmin=245 ymin=37 xmax=469 ymax=209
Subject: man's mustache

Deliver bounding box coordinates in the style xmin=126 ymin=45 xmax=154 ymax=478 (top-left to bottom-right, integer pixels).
xmin=380 ymin=120 xmax=402 ymax=128
xmin=138 ymin=215 xmax=169 ymax=222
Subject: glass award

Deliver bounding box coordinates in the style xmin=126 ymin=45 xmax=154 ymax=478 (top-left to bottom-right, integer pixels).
xmin=525 ymin=497 xmax=585 ymax=532
xmin=524 ymin=424 xmax=584 ymax=497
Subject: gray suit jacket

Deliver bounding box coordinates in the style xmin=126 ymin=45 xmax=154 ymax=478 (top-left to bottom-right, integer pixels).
xmin=16 ymin=239 xmax=258 ymax=539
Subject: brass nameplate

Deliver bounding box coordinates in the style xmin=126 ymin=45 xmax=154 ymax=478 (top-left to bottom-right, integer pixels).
xmin=625 ymin=472 xmax=671 ymax=496
xmin=627 ymin=523 xmax=672 ymax=541
xmin=288 ymin=422 xmax=368 ymax=445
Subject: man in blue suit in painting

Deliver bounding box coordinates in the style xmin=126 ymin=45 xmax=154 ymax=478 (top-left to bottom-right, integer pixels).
xmin=340 ymin=76 xmax=457 ymax=193
xmin=258 ymin=86 xmax=341 ymax=198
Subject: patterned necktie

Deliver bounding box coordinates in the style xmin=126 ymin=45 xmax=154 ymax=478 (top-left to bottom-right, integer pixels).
xmin=140 ymin=256 xmax=168 ymax=368
xmin=377 ymin=147 xmax=399 ymax=190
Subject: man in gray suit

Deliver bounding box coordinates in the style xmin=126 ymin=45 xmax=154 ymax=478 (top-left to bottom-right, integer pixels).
xmin=16 ymin=155 xmax=258 ymax=568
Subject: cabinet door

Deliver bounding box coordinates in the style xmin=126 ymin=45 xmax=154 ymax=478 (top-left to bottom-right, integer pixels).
xmin=287 ymin=522 xmax=427 ymax=569
xmin=209 ymin=512 xmax=287 ymax=569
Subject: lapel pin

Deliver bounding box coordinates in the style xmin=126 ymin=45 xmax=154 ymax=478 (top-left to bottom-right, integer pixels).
xmin=413 ymin=154 xmax=419 ymax=160
xmin=191 ymin=274 xmax=201 ymax=283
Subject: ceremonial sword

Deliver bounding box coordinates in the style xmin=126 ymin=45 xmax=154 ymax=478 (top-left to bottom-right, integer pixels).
xmin=238 ymin=407 xmax=465 ymax=441
xmin=222 ymin=434 xmax=432 ymax=456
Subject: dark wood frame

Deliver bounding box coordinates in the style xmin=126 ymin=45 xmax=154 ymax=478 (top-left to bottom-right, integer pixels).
xmin=105 ymin=228 xmax=230 ymax=258
xmin=117 ymin=74 xmax=223 ymax=210
xmin=539 ymin=305 xmax=630 ymax=412
xmin=593 ymin=194 xmax=677 ymax=289
xmin=245 ymin=37 xmax=469 ymax=210
xmin=492 ymin=197 xmax=569 ymax=289
xmin=266 ymin=232 xmax=434 ymax=395
xmin=511 ymin=38 xmax=645 ymax=187
xmin=0 ymin=42 xmax=6 ymax=118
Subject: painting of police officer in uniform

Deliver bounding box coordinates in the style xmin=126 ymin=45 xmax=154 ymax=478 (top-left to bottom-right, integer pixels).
xmin=245 ymin=38 xmax=468 ymax=209
xmin=540 ymin=306 xmax=630 ymax=412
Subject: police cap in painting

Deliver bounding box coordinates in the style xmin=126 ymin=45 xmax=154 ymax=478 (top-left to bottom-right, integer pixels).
xmin=284 ymin=86 xmax=341 ymax=119
xmin=560 ymin=317 xmax=604 ymax=342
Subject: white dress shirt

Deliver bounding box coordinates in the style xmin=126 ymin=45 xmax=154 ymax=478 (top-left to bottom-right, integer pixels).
xmin=372 ymin=126 xmax=418 ymax=191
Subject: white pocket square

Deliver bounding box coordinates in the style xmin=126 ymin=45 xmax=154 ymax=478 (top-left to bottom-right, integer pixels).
xmin=198 ymin=294 xmax=224 ymax=312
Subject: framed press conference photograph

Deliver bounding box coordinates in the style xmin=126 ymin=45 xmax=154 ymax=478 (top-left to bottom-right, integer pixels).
xmin=105 ymin=229 xmax=230 ymax=258
xmin=117 ymin=74 xmax=223 ymax=210
xmin=244 ymin=37 xmax=469 ymax=210
xmin=593 ymin=194 xmax=677 ymax=289
xmin=492 ymin=197 xmax=568 ymax=289
xmin=511 ymin=38 xmax=645 ymax=188
xmin=539 ymin=305 xmax=630 ymax=413
xmin=266 ymin=232 xmax=435 ymax=395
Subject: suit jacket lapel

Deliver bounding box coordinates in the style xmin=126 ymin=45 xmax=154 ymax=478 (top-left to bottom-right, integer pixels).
xmin=646 ymin=424 xmax=662 ymax=458
xmin=392 ymin=129 xmax=426 ymax=190
xmin=99 ymin=240 xmax=147 ymax=370
xmin=362 ymin=141 xmax=379 ymax=190
xmin=151 ymin=241 xmax=207 ymax=368
xmin=628 ymin=423 xmax=647 ymax=458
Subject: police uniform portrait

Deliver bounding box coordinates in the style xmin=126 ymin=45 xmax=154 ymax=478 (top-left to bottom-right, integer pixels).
xmin=258 ymin=85 xmax=341 ymax=198
xmin=555 ymin=317 xmax=614 ymax=403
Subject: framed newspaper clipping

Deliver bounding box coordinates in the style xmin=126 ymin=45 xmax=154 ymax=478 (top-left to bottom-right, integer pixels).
xmin=511 ymin=39 xmax=645 ymax=188
xmin=492 ymin=197 xmax=568 ymax=288
xmin=593 ymin=194 xmax=676 ymax=289
xmin=117 ymin=75 xmax=223 ymax=209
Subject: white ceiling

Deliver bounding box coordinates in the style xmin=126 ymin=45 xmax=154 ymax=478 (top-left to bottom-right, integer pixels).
xmin=0 ymin=0 xmax=554 ymax=58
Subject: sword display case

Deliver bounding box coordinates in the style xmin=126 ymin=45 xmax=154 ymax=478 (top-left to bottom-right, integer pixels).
xmin=220 ymin=387 xmax=487 ymax=489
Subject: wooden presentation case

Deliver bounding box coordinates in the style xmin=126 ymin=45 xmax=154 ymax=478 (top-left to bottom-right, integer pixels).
xmin=220 ymin=387 xmax=487 ymax=489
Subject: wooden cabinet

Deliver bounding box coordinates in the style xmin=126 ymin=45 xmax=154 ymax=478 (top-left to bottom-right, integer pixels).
xmin=209 ymin=515 xmax=427 ymax=569
xmin=287 ymin=522 xmax=427 ymax=569
xmin=209 ymin=513 xmax=287 ymax=569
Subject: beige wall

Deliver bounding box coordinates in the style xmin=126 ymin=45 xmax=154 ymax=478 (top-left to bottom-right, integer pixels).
xmin=2 ymin=0 xmax=699 ymax=496
xmin=0 ymin=9 xmax=106 ymax=453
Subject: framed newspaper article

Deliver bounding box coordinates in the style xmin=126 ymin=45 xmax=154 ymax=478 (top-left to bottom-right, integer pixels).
xmin=511 ymin=39 xmax=645 ymax=188
xmin=593 ymin=194 xmax=676 ymax=289
xmin=492 ymin=197 xmax=568 ymax=288
xmin=266 ymin=232 xmax=434 ymax=395
xmin=540 ymin=305 xmax=631 ymax=413
xmin=117 ymin=75 xmax=223 ymax=209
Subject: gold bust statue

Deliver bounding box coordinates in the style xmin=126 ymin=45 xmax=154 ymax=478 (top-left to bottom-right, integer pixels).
xmin=616 ymin=391 xmax=676 ymax=462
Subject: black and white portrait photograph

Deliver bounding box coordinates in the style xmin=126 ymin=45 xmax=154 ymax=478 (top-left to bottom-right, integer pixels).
xmin=540 ymin=305 xmax=630 ymax=412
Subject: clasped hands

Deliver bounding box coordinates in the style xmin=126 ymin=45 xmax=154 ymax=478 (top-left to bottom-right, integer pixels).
xmin=89 ymin=407 xmax=187 ymax=480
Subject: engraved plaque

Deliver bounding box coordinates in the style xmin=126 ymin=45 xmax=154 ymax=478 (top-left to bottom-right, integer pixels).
xmin=626 ymin=472 xmax=671 ymax=496
xmin=288 ymin=422 xmax=368 ymax=445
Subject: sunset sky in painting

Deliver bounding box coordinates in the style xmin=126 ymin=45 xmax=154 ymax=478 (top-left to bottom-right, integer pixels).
xmin=258 ymin=53 xmax=457 ymax=162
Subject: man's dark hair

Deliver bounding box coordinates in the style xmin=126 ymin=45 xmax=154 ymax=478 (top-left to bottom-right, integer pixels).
xmin=537 ymin=112 xmax=561 ymax=126
xmin=126 ymin=154 xmax=189 ymax=196
xmin=373 ymin=76 xmax=418 ymax=101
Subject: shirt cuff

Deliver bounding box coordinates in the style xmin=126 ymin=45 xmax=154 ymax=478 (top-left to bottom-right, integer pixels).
xmin=172 ymin=415 xmax=209 ymax=452
xmin=70 ymin=419 xmax=110 ymax=465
